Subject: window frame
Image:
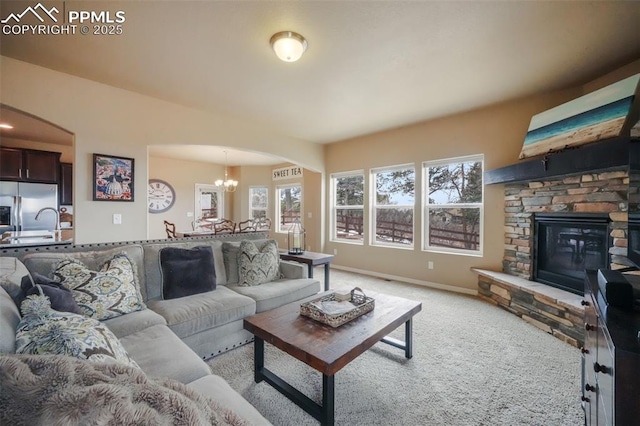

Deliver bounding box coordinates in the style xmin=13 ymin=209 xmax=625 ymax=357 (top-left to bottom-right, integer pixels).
xmin=422 ymin=154 xmax=484 ymax=256
xmin=194 ymin=183 xmax=223 ymax=221
xmin=370 ymin=163 xmax=415 ymax=249
xmin=330 ymin=170 xmax=365 ymax=244
xmin=275 ymin=183 xmax=303 ymax=234
xmin=249 ymin=186 xmax=268 ymax=219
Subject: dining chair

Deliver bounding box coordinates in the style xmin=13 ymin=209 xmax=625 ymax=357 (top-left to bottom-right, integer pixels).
xmin=164 ymin=220 xmax=177 ymax=238
xmin=213 ymin=218 xmax=236 ymax=234
xmin=237 ymin=219 xmax=257 ymax=233
xmin=255 ymin=217 xmax=272 ymax=231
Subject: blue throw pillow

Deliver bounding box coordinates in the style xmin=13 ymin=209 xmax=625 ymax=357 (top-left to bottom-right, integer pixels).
xmin=160 ymin=246 xmax=216 ymax=300
xmin=21 ymin=273 xmax=82 ymax=315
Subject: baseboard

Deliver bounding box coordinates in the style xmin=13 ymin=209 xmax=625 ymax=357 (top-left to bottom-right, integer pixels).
xmin=330 ymin=264 xmax=478 ymax=296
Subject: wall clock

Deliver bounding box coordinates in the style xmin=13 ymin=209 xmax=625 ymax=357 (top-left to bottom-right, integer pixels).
xmin=148 ymin=179 xmax=176 ymax=213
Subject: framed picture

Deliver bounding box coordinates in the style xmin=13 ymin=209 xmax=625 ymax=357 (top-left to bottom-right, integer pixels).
xmin=519 ymin=73 xmax=640 ymax=159
xmin=93 ymin=153 xmax=135 ymax=201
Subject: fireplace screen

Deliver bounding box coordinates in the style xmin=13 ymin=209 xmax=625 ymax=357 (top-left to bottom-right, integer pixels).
xmin=534 ymin=214 xmax=610 ymax=295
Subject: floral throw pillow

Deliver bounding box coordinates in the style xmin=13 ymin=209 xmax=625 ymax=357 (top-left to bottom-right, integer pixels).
xmin=53 ymin=253 xmax=145 ymax=321
xmin=16 ymin=293 xmax=139 ymax=369
xmin=238 ymin=240 xmax=280 ymax=286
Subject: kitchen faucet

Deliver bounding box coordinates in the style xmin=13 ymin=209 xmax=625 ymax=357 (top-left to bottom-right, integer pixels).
xmin=35 ymin=207 xmax=61 ymax=236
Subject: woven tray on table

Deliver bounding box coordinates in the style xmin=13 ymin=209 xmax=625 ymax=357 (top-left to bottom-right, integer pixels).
xmin=300 ymin=287 xmax=375 ymax=327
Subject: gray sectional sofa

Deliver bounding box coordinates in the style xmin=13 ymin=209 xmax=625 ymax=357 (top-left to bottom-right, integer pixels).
xmin=0 ymin=233 xmax=321 ymax=424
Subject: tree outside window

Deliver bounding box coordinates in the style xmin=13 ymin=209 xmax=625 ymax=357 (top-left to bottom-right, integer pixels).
xmin=332 ymin=172 xmax=364 ymax=242
xmin=249 ymin=187 xmax=268 ymax=219
xmin=277 ymin=184 xmax=301 ymax=233
xmin=372 ymin=166 xmax=414 ymax=247
xmin=424 ymin=155 xmax=483 ymax=254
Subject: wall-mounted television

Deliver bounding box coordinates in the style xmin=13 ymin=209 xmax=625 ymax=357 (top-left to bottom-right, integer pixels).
xmin=627 ymin=140 xmax=640 ymax=269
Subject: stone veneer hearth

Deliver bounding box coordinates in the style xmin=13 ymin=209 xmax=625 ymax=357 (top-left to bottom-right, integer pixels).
xmin=502 ymin=170 xmax=630 ymax=277
xmin=475 ymin=169 xmax=631 ymax=348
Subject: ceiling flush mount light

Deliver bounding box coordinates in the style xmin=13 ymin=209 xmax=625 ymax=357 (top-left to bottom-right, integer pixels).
xmin=215 ymin=150 xmax=238 ymax=193
xmin=270 ymin=31 xmax=307 ymax=62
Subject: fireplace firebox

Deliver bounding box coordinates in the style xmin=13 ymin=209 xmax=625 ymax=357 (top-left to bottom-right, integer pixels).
xmin=533 ymin=213 xmax=610 ymax=295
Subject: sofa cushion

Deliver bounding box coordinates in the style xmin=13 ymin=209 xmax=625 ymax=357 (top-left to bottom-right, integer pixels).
xmin=53 ymin=253 xmax=145 ymax=321
xmin=142 ymin=240 xmax=227 ymax=301
xmin=15 ymin=293 xmax=139 ymax=369
xmin=118 ymin=324 xmax=211 ymax=383
xmin=228 ymin=278 xmax=320 ymax=313
xmin=102 ymin=308 xmax=167 ymax=339
xmin=222 ymin=239 xmax=273 ymax=285
xmin=21 ymin=244 xmax=147 ymax=300
xmin=222 ymin=241 xmax=241 ymax=285
xmin=0 ymin=287 xmax=20 ymax=354
xmin=147 ymin=286 xmax=256 ymax=339
xmin=21 ymin=273 xmax=82 ymax=314
xmin=160 ymin=246 xmax=216 ymax=299
xmin=188 ymin=374 xmax=272 ymax=425
xmin=0 ymin=257 xmax=30 ymax=307
xmin=238 ymin=240 xmax=280 ymax=286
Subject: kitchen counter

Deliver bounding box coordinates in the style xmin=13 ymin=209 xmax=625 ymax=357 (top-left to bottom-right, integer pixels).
xmin=0 ymin=230 xmax=73 ymax=248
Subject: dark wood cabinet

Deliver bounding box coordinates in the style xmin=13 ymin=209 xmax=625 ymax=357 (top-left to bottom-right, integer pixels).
xmin=0 ymin=147 xmax=24 ymax=179
xmin=582 ymin=271 xmax=640 ymax=425
xmin=0 ymin=147 xmax=60 ymax=183
xmin=59 ymin=163 xmax=73 ymax=205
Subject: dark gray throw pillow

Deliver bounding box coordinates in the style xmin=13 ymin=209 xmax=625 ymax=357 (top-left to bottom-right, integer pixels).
xmin=20 ymin=273 xmax=82 ymax=314
xmin=160 ymin=246 xmax=216 ymax=300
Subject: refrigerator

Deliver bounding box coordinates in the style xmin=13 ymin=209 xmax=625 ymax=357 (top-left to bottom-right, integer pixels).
xmin=0 ymin=181 xmax=58 ymax=234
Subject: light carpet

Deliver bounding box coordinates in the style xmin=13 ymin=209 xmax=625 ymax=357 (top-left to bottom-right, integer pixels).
xmin=208 ymin=270 xmax=583 ymax=426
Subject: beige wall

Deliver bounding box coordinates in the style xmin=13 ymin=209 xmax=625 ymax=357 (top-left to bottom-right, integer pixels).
xmin=232 ymin=164 xmax=323 ymax=251
xmin=323 ymin=59 xmax=640 ymax=292
xmin=324 ymin=89 xmax=581 ymax=292
xmin=3 ymin=52 xmax=638 ymax=292
xmin=148 ymin=156 xmax=229 ymax=239
xmin=146 ymin=159 xmax=325 ymax=249
xmin=0 ymin=56 xmax=324 ymax=244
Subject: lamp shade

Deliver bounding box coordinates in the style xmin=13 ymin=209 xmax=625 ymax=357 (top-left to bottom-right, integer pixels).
xmin=287 ymin=218 xmax=305 ymax=254
xmin=270 ymin=31 xmax=307 ymax=62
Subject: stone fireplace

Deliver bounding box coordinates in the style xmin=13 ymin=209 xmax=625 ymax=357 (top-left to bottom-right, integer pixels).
xmin=502 ymin=170 xmax=629 ymax=282
xmin=475 ymin=169 xmax=630 ymax=348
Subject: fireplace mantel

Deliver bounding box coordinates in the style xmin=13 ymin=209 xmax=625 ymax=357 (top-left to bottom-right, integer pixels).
xmin=485 ymin=137 xmax=635 ymax=185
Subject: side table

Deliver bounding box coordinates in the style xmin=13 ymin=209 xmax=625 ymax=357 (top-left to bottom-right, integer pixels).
xmin=279 ymin=250 xmax=334 ymax=291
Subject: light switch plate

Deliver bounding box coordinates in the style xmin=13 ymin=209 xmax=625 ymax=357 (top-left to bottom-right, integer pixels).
xmin=113 ymin=213 xmax=122 ymax=225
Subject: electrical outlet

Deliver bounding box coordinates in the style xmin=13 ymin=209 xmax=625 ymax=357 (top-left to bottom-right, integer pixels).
xmin=307 ymin=212 xmax=312 ymax=219
xmin=113 ymin=213 xmax=122 ymax=225
xmin=187 ymin=212 xmax=194 ymax=217
xmin=428 ymin=261 xmax=434 ymax=270
xmin=333 ymin=248 xmax=338 ymax=255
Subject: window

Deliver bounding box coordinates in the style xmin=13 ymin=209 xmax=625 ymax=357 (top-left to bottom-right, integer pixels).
xmin=249 ymin=186 xmax=268 ymax=219
xmin=331 ymin=171 xmax=364 ymax=243
xmin=276 ymin=184 xmax=302 ymax=233
xmin=423 ymin=155 xmax=483 ymax=254
xmin=371 ymin=165 xmax=415 ymax=247
xmin=195 ymin=184 xmax=223 ymax=220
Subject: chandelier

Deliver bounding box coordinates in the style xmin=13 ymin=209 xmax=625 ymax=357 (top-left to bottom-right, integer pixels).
xmin=215 ymin=151 xmax=238 ymax=192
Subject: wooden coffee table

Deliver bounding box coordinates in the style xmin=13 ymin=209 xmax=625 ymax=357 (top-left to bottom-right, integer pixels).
xmin=243 ymin=291 xmax=422 ymax=425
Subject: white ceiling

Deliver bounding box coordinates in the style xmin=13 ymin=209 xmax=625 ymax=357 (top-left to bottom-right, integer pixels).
xmin=0 ymin=105 xmax=74 ymax=146
xmin=1 ymin=1 xmax=639 ymax=164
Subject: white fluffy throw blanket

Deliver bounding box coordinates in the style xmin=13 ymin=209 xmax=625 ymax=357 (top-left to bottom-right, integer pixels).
xmin=0 ymin=355 xmax=250 ymax=426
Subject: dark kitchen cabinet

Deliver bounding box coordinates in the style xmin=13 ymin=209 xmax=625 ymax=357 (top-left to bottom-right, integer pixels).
xmin=0 ymin=147 xmax=60 ymax=183
xmin=59 ymin=162 xmax=73 ymax=205
xmin=0 ymin=147 xmax=23 ymax=179
xmin=582 ymin=271 xmax=640 ymax=425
